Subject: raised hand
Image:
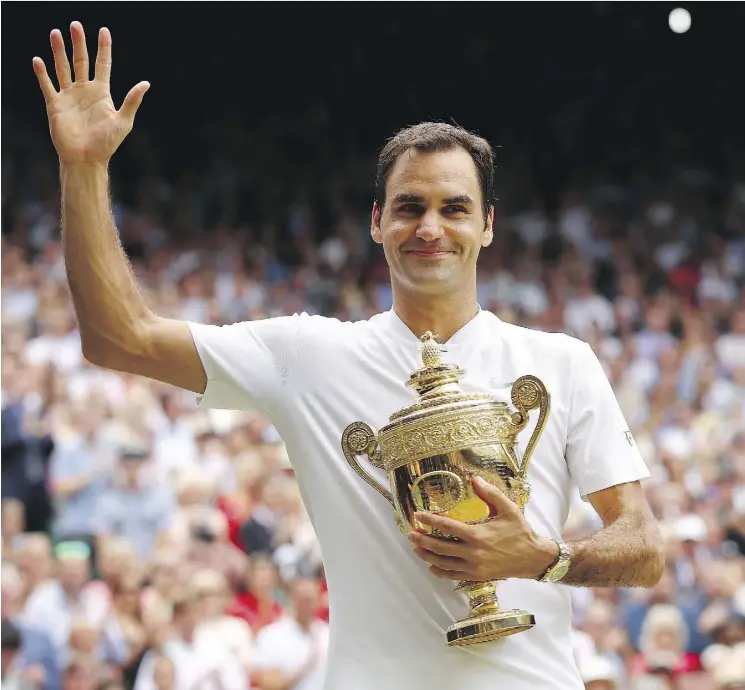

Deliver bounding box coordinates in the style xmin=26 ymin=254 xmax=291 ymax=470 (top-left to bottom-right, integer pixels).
xmin=32 ymin=22 xmax=149 ymax=164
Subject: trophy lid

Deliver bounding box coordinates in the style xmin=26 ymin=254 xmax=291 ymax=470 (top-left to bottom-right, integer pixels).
xmin=388 ymin=332 xmax=502 ymax=423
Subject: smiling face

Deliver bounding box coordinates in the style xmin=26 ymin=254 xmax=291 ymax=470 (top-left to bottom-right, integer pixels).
xmin=372 ymin=147 xmax=494 ymax=297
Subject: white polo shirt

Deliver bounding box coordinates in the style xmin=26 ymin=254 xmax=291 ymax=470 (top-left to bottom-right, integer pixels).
xmin=189 ymin=309 xmax=649 ymax=690
xmin=253 ymin=617 xmax=329 ymax=690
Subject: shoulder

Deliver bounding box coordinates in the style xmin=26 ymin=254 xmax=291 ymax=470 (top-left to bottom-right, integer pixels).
xmin=192 ymin=312 xmax=369 ymax=348
xmin=494 ymin=315 xmax=592 ymax=363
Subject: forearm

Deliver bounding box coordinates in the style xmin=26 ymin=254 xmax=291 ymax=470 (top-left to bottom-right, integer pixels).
xmin=258 ymin=669 xmax=307 ymax=690
xmin=61 ymin=162 xmax=152 ymax=361
xmin=561 ymin=514 xmax=664 ymax=588
xmin=53 ymin=472 xmax=99 ymax=499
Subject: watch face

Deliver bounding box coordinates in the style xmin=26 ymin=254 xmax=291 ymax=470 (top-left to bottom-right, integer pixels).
xmin=549 ymin=562 xmax=570 ymax=583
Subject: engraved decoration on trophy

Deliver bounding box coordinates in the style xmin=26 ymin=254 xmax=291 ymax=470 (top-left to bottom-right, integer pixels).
xmin=341 ymin=332 xmax=551 ymax=646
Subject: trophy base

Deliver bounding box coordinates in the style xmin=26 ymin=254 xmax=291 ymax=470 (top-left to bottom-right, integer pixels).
xmin=446 ymin=608 xmax=535 ymax=646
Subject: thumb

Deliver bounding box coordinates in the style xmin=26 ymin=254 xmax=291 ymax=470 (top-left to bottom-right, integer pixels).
xmin=119 ymin=81 xmax=150 ymax=122
xmin=472 ymin=476 xmax=517 ymax=517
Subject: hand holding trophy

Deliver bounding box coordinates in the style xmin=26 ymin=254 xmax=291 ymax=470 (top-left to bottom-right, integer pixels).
xmin=341 ymin=332 xmax=550 ymax=646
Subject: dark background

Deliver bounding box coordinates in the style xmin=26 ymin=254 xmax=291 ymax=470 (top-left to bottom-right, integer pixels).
xmin=3 ymin=2 xmax=744 ymax=216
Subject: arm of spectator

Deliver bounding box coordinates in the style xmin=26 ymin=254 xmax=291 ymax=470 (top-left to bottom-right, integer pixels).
xmin=256 ymin=667 xmax=315 ymax=690
xmin=49 ymin=446 xmax=102 ymax=500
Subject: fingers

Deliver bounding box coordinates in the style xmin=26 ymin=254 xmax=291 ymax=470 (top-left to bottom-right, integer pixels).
xmin=428 ymin=566 xmax=472 ymax=581
xmin=414 ymin=512 xmax=475 ymax=541
xmin=471 ymin=476 xmax=517 ymax=515
xmin=70 ymin=21 xmax=90 ymax=82
xmin=50 ymin=29 xmax=72 ymax=89
xmin=412 ymin=547 xmax=467 ymax=573
xmin=119 ymin=81 xmax=151 ymax=122
xmin=32 ymin=58 xmax=57 ymax=104
xmin=408 ymin=531 xmax=467 ymax=557
xmin=94 ymin=27 xmax=112 ymax=83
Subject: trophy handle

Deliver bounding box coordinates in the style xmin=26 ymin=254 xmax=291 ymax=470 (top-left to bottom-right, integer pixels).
xmin=341 ymin=421 xmax=394 ymax=507
xmin=510 ymin=375 xmax=551 ymax=479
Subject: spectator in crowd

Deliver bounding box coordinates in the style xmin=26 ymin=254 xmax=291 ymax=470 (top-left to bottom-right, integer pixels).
xmin=630 ymin=604 xmax=701 ymax=678
xmin=253 ymin=578 xmax=329 ymax=690
xmin=133 ymin=594 xmax=245 ymax=690
xmin=22 ymin=543 xmax=108 ymax=666
xmin=96 ymin=447 xmax=174 ymax=561
xmin=48 ymin=406 xmax=112 ymax=545
xmin=14 ymin=535 xmax=54 ymax=605
xmin=191 ymin=570 xmax=254 ymax=678
xmin=2 ymin=619 xmax=37 ymax=690
xmin=1 ymin=567 xmax=59 ymax=690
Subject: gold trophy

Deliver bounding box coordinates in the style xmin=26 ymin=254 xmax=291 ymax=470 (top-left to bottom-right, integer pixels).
xmin=341 ymin=332 xmax=550 ymax=646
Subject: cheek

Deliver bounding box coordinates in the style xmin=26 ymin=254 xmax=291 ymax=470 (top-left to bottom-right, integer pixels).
xmin=381 ymin=222 xmax=415 ymax=248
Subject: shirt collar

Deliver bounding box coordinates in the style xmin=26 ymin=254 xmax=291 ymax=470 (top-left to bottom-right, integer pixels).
xmin=385 ymin=306 xmax=497 ymax=349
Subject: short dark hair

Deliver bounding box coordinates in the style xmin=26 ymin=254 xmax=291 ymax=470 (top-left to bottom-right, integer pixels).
xmin=375 ymin=122 xmax=495 ymax=220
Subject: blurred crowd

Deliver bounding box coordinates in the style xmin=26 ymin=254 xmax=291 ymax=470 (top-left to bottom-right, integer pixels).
xmin=2 ymin=133 xmax=745 ymax=690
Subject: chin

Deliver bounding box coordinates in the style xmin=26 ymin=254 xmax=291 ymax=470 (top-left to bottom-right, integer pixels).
xmin=401 ymin=271 xmax=457 ymax=294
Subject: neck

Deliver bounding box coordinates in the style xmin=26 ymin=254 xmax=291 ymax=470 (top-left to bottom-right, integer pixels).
xmin=392 ymin=280 xmax=479 ymax=343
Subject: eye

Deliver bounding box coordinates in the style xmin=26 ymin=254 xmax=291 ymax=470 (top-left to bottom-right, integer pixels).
xmin=398 ymin=204 xmax=423 ymax=215
xmin=443 ymin=205 xmax=468 ymax=215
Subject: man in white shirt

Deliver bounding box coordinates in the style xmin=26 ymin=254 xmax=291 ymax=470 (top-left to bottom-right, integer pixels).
xmin=34 ymin=23 xmax=664 ymax=690
xmin=254 ymin=578 xmax=329 ymax=690
xmin=134 ymin=595 xmax=245 ymax=690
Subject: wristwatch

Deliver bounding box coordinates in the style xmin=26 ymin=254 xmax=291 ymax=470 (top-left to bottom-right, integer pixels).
xmin=539 ymin=539 xmax=572 ymax=583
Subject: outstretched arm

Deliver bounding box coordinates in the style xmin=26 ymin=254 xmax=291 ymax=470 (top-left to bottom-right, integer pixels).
xmin=33 ymin=22 xmax=206 ymax=393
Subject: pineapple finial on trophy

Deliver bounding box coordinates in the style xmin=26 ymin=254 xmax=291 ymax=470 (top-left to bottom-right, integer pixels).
xmin=420 ymin=331 xmax=441 ymax=368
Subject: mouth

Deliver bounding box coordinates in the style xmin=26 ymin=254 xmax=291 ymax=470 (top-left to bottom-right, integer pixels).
xmin=404 ymin=250 xmax=455 ymax=259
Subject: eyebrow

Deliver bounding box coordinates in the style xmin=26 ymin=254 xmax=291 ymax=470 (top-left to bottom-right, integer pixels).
xmin=391 ymin=193 xmax=475 ymax=206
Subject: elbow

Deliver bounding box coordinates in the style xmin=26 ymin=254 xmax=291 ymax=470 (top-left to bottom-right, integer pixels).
xmin=80 ymin=328 xmax=118 ymax=368
xmin=640 ymin=523 xmax=666 ymax=588
xmin=81 ymin=340 xmax=107 ymax=368
xmin=80 ymin=323 xmax=148 ymax=371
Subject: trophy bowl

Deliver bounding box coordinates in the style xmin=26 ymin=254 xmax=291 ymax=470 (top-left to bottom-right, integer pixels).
xmin=341 ymin=332 xmax=551 ymax=646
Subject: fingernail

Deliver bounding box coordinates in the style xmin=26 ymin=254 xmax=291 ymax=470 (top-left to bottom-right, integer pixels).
xmin=474 ymin=476 xmax=487 ymax=486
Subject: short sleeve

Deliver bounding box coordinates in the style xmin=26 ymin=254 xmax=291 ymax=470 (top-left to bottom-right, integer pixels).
xmin=188 ymin=315 xmax=306 ymax=413
xmin=565 ymin=341 xmax=650 ymax=499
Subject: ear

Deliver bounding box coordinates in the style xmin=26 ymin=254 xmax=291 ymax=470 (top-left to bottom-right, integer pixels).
xmin=371 ymin=202 xmax=383 ymax=245
xmin=482 ymin=206 xmax=494 ymax=248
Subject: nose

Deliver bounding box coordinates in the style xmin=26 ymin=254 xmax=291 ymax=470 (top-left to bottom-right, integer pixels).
xmin=415 ymin=209 xmax=444 ymax=242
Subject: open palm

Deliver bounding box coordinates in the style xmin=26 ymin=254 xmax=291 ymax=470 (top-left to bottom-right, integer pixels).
xmin=33 ymin=22 xmax=149 ymax=164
